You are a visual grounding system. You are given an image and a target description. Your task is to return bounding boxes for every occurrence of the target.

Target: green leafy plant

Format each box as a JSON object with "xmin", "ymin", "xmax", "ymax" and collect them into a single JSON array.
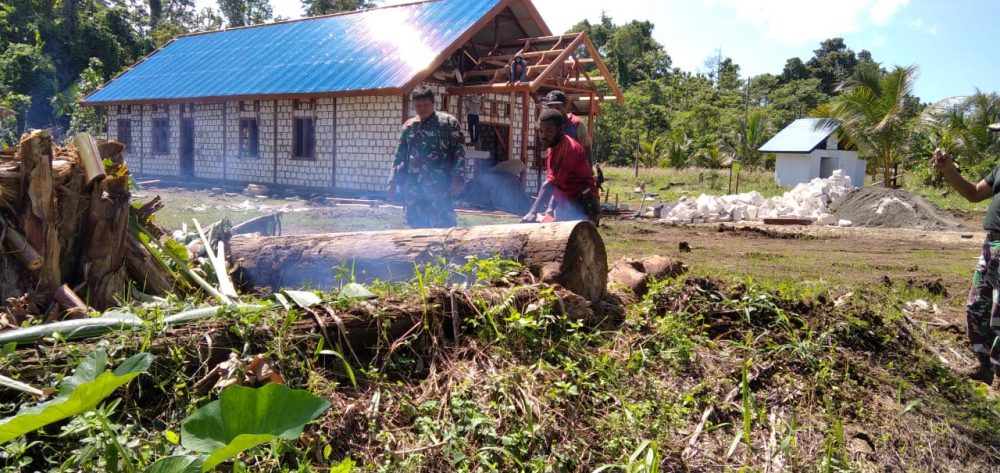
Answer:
[
  {"xmin": 594, "ymin": 439, "xmax": 661, "ymax": 473},
  {"xmin": 0, "ymin": 350, "xmax": 152, "ymax": 445},
  {"xmin": 177, "ymin": 383, "xmax": 329, "ymax": 471}
]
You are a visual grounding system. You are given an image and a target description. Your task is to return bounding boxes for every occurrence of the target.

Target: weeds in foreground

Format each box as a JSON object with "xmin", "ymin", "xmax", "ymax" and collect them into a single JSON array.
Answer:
[{"xmin": 2, "ymin": 268, "xmax": 1000, "ymax": 471}]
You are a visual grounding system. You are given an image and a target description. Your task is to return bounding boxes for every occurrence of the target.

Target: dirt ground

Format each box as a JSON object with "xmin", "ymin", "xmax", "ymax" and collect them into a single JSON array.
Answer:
[
  {"xmin": 602, "ymin": 219, "xmax": 981, "ymax": 322},
  {"xmin": 135, "ymin": 182, "xmax": 518, "ymax": 234}
]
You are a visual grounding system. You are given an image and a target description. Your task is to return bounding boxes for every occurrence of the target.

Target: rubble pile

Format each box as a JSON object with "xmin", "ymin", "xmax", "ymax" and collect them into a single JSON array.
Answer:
[{"xmin": 658, "ymin": 170, "xmax": 855, "ymax": 225}]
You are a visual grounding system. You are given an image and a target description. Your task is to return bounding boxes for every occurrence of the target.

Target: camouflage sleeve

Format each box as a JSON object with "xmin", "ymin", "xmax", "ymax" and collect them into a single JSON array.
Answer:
[
  {"xmin": 449, "ymin": 117, "xmax": 466, "ymax": 178},
  {"xmin": 392, "ymin": 125, "xmax": 409, "ymax": 169}
]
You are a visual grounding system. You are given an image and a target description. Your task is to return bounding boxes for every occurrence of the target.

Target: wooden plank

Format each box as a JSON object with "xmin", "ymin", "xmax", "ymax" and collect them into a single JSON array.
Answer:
[
  {"xmin": 498, "ymin": 33, "xmax": 578, "ymax": 48},
  {"xmin": 762, "ymin": 218, "xmax": 813, "ymax": 226},
  {"xmin": 581, "ymin": 34, "xmax": 623, "ymax": 103},
  {"xmin": 446, "ymin": 83, "xmax": 532, "ymax": 95}
]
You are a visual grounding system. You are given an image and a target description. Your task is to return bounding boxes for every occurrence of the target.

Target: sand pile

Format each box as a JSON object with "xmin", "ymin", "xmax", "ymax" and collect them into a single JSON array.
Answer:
[{"xmin": 829, "ymin": 187, "xmax": 965, "ymax": 230}]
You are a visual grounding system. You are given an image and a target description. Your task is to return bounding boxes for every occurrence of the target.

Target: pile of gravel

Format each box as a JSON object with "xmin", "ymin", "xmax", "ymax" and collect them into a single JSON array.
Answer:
[{"xmin": 829, "ymin": 186, "xmax": 966, "ymax": 231}]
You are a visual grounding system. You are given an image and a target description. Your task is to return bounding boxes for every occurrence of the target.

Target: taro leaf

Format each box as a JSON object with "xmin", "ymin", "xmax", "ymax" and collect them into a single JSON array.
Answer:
[
  {"xmin": 0, "ymin": 350, "xmax": 153, "ymax": 444},
  {"xmin": 180, "ymin": 383, "xmax": 330, "ymax": 471},
  {"xmin": 282, "ymin": 290, "xmax": 321, "ymax": 309},
  {"xmin": 143, "ymin": 455, "xmax": 205, "ymax": 473},
  {"xmin": 338, "ymin": 283, "xmax": 375, "ymax": 300}
]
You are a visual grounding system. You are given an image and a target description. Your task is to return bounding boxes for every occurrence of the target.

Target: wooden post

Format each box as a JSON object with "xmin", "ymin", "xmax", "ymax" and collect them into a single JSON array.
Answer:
[{"xmin": 272, "ymin": 99, "xmax": 277, "ymax": 184}]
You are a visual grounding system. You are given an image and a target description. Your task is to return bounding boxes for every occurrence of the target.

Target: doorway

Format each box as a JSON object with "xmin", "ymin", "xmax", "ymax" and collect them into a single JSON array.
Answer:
[
  {"xmin": 474, "ymin": 123, "xmax": 510, "ymax": 177},
  {"xmin": 819, "ymin": 156, "xmax": 839, "ymax": 179},
  {"xmin": 180, "ymin": 118, "xmax": 195, "ymax": 177}
]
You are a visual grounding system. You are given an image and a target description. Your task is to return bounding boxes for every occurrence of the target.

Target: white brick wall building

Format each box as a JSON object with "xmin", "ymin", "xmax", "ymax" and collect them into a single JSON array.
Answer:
[
  {"xmin": 87, "ymin": 0, "xmax": 622, "ymax": 198},
  {"xmin": 108, "ymin": 84, "xmax": 550, "ymax": 195}
]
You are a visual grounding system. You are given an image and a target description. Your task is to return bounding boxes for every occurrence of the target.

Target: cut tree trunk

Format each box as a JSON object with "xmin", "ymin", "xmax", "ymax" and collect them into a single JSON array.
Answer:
[
  {"xmin": 229, "ymin": 221, "xmax": 608, "ymax": 302},
  {"xmin": 81, "ymin": 170, "xmax": 131, "ymax": 309},
  {"xmin": 18, "ymin": 130, "xmax": 61, "ymax": 302}
]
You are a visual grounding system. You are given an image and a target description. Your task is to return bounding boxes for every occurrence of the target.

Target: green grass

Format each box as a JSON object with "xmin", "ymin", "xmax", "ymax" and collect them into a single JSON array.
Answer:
[
  {"xmin": 600, "ymin": 166, "xmax": 788, "ymax": 210},
  {"xmin": 905, "ymin": 182, "xmax": 990, "ymax": 213}
]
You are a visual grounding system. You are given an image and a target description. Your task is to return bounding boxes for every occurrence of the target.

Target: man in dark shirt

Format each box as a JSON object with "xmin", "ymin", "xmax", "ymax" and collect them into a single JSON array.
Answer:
[
  {"xmin": 521, "ymin": 109, "xmax": 599, "ymax": 225},
  {"xmin": 934, "ymin": 134, "xmax": 1000, "ymax": 386},
  {"xmin": 544, "ymin": 90, "xmax": 592, "ymax": 163},
  {"xmin": 389, "ymin": 87, "xmax": 466, "ymax": 228}
]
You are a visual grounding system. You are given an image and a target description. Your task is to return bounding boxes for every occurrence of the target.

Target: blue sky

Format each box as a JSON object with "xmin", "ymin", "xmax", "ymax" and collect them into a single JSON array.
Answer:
[{"xmin": 201, "ymin": 0, "xmax": 996, "ymax": 103}]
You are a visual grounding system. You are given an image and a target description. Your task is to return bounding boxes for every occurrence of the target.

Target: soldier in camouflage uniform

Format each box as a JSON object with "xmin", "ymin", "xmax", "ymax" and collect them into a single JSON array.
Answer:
[
  {"xmin": 389, "ymin": 87, "xmax": 466, "ymax": 228},
  {"xmin": 934, "ymin": 128, "xmax": 1000, "ymax": 387}
]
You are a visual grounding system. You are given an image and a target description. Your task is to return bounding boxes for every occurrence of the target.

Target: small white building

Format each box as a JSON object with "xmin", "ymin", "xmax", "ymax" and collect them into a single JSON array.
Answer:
[{"xmin": 760, "ymin": 118, "xmax": 866, "ymax": 188}]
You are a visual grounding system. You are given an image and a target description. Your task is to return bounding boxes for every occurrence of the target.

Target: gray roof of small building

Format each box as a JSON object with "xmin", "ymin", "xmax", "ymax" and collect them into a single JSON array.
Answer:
[{"xmin": 758, "ymin": 118, "xmax": 839, "ymax": 153}]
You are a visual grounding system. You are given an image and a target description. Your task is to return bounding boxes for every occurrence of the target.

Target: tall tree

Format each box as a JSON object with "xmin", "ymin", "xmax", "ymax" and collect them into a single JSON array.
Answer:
[
  {"xmin": 301, "ymin": 0, "xmax": 372, "ymax": 17},
  {"xmin": 779, "ymin": 57, "xmax": 809, "ymax": 84},
  {"xmin": 814, "ymin": 63, "xmax": 918, "ymax": 186},
  {"xmin": 602, "ymin": 20, "xmax": 671, "ymax": 88},
  {"xmin": 218, "ymin": 0, "xmax": 272, "ymax": 27},
  {"xmin": 807, "ymin": 38, "xmax": 859, "ymax": 95}
]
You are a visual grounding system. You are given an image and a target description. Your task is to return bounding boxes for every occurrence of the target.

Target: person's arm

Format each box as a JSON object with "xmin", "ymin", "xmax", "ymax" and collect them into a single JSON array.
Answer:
[
  {"xmin": 522, "ymin": 181, "xmax": 554, "ymax": 223},
  {"xmin": 576, "ymin": 125, "xmax": 592, "ymax": 157},
  {"xmin": 388, "ymin": 128, "xmax": 409, "ymax": 195},
  {"xmin": 933, "ymin": 149, "xmax": 994, "ymax": 202},
  {"xmin": 448, "ymin": 119, "xmax": 466, "ymax": 195}
]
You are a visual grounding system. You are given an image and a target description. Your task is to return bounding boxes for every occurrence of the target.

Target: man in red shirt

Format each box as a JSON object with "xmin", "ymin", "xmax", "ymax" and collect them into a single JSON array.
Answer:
[
  {"xmin": 521, "ymin": 109, "xmax": 600, "ymax": 225},
  {"xmin": 544, "ymin": 90, "xmax": 592, "ymax": 163}
]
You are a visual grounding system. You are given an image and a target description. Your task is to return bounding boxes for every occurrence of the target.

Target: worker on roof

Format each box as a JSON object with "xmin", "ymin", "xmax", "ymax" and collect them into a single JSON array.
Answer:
[
  {"xmin": 544, "ymin": 90, "xmax": 593, "ymax": 164},
  {"xmin": 521, "ymin": 109, "xmax": 600, "ymax": 225},
  {"xmin": 389, "ymin": 86, "xmax": 466, "ymax": 229},
  {"xmin": 934, "ymin": 123, "xmax": 1000, "ymax": 388},
  {"xmin": 508, "ymin": 52, "xmax": 527, "ymax": 84}
]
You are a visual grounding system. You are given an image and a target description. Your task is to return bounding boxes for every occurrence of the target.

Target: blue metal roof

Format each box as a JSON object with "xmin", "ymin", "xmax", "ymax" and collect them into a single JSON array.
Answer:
[
  {"xmin": 758, "ymin": 118, "xmax": 840, "ymax": 153},
  {"xmin": 84, "ymin": 0, "xmax": 502, "ymax": 104}
]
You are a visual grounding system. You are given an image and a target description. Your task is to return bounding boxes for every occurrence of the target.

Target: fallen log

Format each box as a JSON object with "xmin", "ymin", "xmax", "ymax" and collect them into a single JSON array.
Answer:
[
  {"xmin": 608, "ymin": 255, "xmax": 687, "ymax": 299},
  {"xmin": 229, "ymin": 221, "xmax": 608, "ymax": 302}
]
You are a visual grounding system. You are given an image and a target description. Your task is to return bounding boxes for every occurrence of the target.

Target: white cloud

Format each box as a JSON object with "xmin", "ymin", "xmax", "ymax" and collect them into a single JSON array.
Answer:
[
  {"xmin": 870, "ymin": 0, "xmax": 909, "ymax": 24},
  {"xmin": 702, "ymin": 0, "xmax": 870, "ymax": 45},
  {"xmin": 194, "ymin": 0, "xmax": 304, "ymax": 20},
  {"xmin": 702, "ymin": 0, "xmax": 910, "ymax": 45},
  {"xmin": 907, "ymin": 17, "xmax": 939, "ymax": 35},
  {"xmin": 871, "ymin": 34, "xmax": 887, "ymax": 47}
]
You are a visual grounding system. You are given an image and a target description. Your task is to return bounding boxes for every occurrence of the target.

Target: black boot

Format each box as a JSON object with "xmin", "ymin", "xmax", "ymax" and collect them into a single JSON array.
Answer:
[{"xmin": 962, "ymin": 354, "xmax": 995, "ymax": 385}]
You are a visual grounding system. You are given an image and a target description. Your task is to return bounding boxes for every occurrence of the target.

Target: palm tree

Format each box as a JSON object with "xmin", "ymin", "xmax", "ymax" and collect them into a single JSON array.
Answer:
[
  {"xmin": 695, "ymin": 146, "xmax": 726, "ymax": 169},
  {"xmin": 918, "ymin": 91, "xmax": 1000, "ymax": 167},
  {"xmin": 813, "ymin": 63, "xmax": 918, "ymax": 186},
  {"xmin": 725, "ymin": 110, "xmax": 770, "ymax": 170},
  {"xmin": 638, "ymin": 136, "xmax": 664, "ymax": 168},
  {"xmin": 662, "ymin": 129, "xmax": 693, "ymax": 168}
]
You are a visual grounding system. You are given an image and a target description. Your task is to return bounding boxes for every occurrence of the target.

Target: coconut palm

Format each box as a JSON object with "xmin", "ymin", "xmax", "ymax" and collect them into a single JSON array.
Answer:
[
  {"xmin": 695, "ymin": 146, "xmax": 726, "ymax": 169},
  {"xmin": 730, "ymin": 110, "xmax": 770, "ymax": 169},
  {"xmin": 637, "ymin": 136, "xmax": 665, "ymax": 168},
  {"xmin": 918, "ymin": 91, "xmax": 1000, "ymax": 168},
  {"xmin": 813, "ymin": 63, "xmax": 917, "ymax": 186},
  {"xmin": 662, "ymin": 129, "xmax": 694, "ymax": 168}
]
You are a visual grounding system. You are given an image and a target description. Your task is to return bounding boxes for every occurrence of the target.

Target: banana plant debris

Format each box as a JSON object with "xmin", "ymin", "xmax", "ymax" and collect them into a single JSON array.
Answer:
[{"xmin": 0, "ymin": 130, "xmax": 216, "ymax": 330}]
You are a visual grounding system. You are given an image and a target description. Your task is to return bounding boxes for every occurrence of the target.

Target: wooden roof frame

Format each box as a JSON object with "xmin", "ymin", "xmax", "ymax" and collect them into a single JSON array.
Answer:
[{"xmin": 444, "ymin": 31, "xmax": 624, "ymax": 107}]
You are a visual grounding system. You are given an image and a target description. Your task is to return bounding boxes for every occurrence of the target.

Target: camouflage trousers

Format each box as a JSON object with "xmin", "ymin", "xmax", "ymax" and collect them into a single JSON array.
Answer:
[
  {"xmin": 966, "ymin": 238, "xmax": 1000, "ymax": 368},
  {"xmin": 403, "ymin": 189, "xmax": 457, "ymax": 229}
]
